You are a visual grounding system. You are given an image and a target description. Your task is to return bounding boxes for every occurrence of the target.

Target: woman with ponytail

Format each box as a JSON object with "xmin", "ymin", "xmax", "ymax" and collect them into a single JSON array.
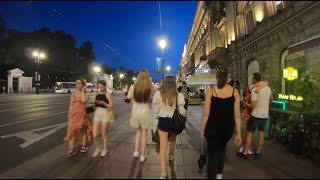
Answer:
[{"xmin": 200, "ymin": 66, "xmax": 242, "ymax": 179}]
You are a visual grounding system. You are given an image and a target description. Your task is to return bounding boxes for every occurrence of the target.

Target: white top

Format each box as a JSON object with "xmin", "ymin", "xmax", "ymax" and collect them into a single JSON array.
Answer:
[
  {"xmin": 152, "ymin": 91, "xmax": 186, "ymax": 119},
  {"xmin": 251, "ymin": 86, "xmax": 272, "ymax": 119},
  {"xmin": 127, "ymin": 84, "xmax": 151, "ymax": 129}
]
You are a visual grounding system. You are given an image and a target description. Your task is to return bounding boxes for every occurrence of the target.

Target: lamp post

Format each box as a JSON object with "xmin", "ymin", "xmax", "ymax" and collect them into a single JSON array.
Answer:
[
  {"xmin": 166, "ymin": 66, "xmax": 171, "ymax": 75},
  {"xmin": 133, "ymin": 77, "xmax": 136, "ymax": 82},
  {"xmin": 94, "ymin": 66, "xmax": 101, "ymax": 92},
  {"xmin": 33, "ymin": 51, "xmax": 46, "ymax": 94},
  {"xmin": 119, "ymin": 73, "xmax": 124, "ymax": 89},
  {"xmin": 158, "ymin": 39, "xmax": 167, "ymax": 83}
]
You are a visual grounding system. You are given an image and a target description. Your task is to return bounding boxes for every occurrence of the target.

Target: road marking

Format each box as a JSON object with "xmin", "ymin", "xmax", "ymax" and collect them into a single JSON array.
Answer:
[
  {"xmin": 1, "ymin": 122, "xmax": 67, "ymax": 148},
  {"xmin": 0, "ymin": 102, "xmax": 69, "ymax": 112},
  {"xmin": 0, "ymin": 111, "xmax": 68, "ymax": 128}
]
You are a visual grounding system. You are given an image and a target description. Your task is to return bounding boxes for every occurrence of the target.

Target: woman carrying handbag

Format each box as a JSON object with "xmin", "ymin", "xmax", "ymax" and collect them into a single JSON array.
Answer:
[{"xmin": 152, "ymin": 75, "xmax": 186, "ymax": 179}]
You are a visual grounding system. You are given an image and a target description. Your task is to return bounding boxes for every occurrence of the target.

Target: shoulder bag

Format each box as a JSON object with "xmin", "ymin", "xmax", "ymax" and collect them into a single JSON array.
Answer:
[{"xmin": 170, "ymin": 96, "xmax": 187, "ymax": 135}]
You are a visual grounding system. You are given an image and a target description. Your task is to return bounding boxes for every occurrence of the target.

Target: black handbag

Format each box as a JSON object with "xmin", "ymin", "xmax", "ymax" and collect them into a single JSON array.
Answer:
[
  {"xmin": 170, "ymin": 97, "xmax": 187, "ymax": 135},
  {"xmin": 85, "ymin": 106, "xmax": 95, "ymax": 114}
]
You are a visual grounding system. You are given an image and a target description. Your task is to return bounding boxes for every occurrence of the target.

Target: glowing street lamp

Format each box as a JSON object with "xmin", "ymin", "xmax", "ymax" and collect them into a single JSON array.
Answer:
[
  {"xmin": 32, "ymin": 51, "xmax": 46, "ymax": 94},
  {"xmin": 133, "ymin": 77, "xmax": 136, "ymax": 81},
  {"xmin": 94, "ymin": 66, "xmax": 101, "ymax": 91},
  {"xmin": 166, "ymin": 66, "xmax": 171, "ymax": 74},
  {"xmin": 158, "ymin": 38, "xmax": 167, "ymax": 83},
  {"xmin": 119, "ymin": 73, "xmax": 124, "ymax": 89}
]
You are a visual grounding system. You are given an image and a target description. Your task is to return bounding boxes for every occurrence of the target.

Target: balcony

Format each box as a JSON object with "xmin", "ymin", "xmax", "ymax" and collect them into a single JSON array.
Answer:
[{"xmin": 208, "ymin": 47, "xmax": 227, "ymax": 67}]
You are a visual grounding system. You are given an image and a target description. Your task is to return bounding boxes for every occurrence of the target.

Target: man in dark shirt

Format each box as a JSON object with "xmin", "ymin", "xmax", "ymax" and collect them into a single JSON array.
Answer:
[{"xmin": 177, "ymin": 81, "xmax": 191, "ymax": 110}]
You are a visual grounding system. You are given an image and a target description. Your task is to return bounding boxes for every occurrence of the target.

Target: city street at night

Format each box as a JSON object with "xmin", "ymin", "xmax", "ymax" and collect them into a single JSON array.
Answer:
[
  {"xmin": 0, "ymin": 93, "xmax": 320, "ymax": 179},
  {"xmin": 1, "ymin": 0, "xmax": 320, "ymax": 179}
]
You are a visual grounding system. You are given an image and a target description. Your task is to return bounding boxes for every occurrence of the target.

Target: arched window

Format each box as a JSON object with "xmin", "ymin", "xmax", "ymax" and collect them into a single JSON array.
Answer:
[{"xmin": 244, "ymin": 2, "xmax": 255, "ymax": 34}]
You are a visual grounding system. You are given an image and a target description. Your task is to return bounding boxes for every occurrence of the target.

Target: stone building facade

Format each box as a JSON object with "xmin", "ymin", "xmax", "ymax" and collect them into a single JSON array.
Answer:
[{"xmin": 178, "ymin": 1, "xmax": 320, "ymax": 99}]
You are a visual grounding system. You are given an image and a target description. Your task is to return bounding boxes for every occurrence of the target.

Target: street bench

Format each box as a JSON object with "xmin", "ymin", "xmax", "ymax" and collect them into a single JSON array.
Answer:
[{"xmin": 188, "ymin": 98, "xmax": 202, "ymax": 105}]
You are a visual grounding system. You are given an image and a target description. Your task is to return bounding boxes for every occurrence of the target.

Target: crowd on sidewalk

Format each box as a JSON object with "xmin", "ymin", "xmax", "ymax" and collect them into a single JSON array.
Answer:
[{"xmin": 63, "ymin": 66, "xmax": 272, "ymax": 179}]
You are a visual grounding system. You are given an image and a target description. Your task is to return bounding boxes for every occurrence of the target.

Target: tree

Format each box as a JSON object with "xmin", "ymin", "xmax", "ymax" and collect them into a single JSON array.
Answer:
[
  {"xmin": 78, "ymin": 41, "xmax": 96, "ymax": 78},
  {"xmin": 0, "ymin": 16, "xmax": 5, "ymax": 40}
]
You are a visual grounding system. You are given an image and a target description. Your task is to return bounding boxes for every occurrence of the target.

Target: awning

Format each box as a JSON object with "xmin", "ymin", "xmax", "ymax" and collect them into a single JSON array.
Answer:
[
  {"xmin": 288, "ymin": 34, "xmax": 320, "ymax": 54},
  {"xmin": 186, "ymin": 73, "xmax": 217, "ymax": 85}
]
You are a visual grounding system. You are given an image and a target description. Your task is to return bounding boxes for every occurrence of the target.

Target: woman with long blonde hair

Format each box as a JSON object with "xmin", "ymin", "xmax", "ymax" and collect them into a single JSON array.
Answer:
[
  {"xmin": 127, "ymin": 69, "xmax": 153, "ymax": 162},
  {"xmin": 152, "ymin": 75, "xmax": 186, "ymax": 179}
]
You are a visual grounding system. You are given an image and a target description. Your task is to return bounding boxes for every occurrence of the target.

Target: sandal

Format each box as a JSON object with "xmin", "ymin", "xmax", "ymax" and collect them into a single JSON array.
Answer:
[
  {"xmin": 67, "ymin": 148, "xmax": 77, "ymax": 157},
  {"xmin": 80, "ymin": 146, "xmax": 88, "ymax": 153}
]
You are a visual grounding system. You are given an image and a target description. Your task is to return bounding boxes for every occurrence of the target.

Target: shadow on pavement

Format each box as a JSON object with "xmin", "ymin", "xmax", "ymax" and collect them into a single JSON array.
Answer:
[
  {"xmin": 136, "ymin": 161, "xmax": 145, "ymax": 179},
  {"xmin": 169, "ymin": 160, "xmax": 177, "ymax": 179},
  {"xmin": 128, "ymin": 158, "xmax": 138, "ymax": 179}
]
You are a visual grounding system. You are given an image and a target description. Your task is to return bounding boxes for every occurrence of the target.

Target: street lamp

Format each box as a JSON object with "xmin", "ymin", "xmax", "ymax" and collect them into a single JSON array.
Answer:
[
  {"xmin": 119, "ymin": 73, "xmax": 124, "ymax": 89},
  {"xmin": 133, "ymin": 77, "xmax": 136, "ymax": 81},
  {"xmin": 94, "ymin": 66, "xmax": 101, "ymax": 92},
  {"xmin": 158, "ymin": 38, "xmax": 167, "ymax": 83},
  {"xmin": 33, "ymin": 51, "xmax": 46, "ymax": 94},
  {"xmin": 166, "ymin": 66, "xmax": 171, "ymax": 74}
]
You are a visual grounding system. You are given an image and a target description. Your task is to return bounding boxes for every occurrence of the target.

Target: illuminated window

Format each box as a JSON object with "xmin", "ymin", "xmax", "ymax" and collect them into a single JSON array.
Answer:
[{"xmin": 245, "ymin": 2, "xmax": 254, "ymax": 34}]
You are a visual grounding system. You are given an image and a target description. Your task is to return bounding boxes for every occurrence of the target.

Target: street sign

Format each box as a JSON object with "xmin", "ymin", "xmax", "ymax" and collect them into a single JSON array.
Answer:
[{"xmin": 156, "ymin": 57, "xmax": 161, "ymax": 72}]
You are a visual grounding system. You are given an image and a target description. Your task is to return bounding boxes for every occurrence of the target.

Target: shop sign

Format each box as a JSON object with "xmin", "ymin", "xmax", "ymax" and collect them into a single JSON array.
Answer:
[
  {"xmin": 283, "ymin": 67, "xmax": 298, "ymax": 81},
  {"xmin": 278, "ymin": 94, "xmax": 303, "ymax": 101}
]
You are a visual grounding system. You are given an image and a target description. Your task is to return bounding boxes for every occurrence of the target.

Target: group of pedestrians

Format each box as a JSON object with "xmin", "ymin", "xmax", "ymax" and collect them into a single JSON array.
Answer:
[
  {"xmin": 64, "ymin": 66, "xmax": 272, "ymax": 179},
  {"xmin": 65, "ymin": 79, "xmax": 113, "ymax": 158}
]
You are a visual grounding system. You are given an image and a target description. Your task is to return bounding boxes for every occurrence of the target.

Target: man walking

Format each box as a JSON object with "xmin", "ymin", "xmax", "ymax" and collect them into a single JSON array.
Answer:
[
  {"xmin": 239, "ymin": 73, "xmax": 272, "ymax": 160},
  {"xmin": 177, "ymin": 81, "xmax": 191, "ymax": 110}
]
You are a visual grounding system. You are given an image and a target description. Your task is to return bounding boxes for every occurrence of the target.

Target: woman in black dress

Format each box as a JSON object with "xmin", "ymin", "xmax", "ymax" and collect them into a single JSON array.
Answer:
[{"xmin": 200, "ymin": 66, "xmax": 242, "ymax": 179}]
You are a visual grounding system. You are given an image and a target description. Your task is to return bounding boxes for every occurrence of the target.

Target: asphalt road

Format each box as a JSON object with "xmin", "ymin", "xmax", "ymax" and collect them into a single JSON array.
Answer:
[{"xmin": 0, "ymin": 91, "xmax": 131, "ymax": 173}]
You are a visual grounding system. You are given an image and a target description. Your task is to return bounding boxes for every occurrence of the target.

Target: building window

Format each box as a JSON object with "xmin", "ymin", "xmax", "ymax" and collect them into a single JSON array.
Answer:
[
  {"xmin": 273, "ymin": 1, "xmax": 285, "ymax": 13},
  {"xmin": 245, "ymin": 2, "xmax": 255, "ymax": 34}
]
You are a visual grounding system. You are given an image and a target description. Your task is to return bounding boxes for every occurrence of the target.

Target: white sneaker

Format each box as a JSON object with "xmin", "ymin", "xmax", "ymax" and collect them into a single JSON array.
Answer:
[
  {"xmin": 168, "ymin": 155, "xmax": 174, "ymax": 161},
  {"xmin": 239, "ymin": 147, "xmax": 244, "ymax": 152},
  {"xmin": 92, "ymin": 147, "xmax": 101, "ymax": 158},
  {"xmin": 217, "ymin": 174, "xmax": 223, "ymax": 179},
  {"xmin": 133, "ymin": 151, "xmax": 139, "ymax": 158},
  {"xmin": 239, "ymin": 147, "xmax": 253, "ymax": 155},
  {"xmin": 100, "ymin": 149, "xmax": 109, "ymax": 157},
  {"xmin": 160, "ymin": 173, "xmax": 168, "ymax": 179},
  {"xmin": 140, "ymin": 155, "xmax": 147, "ymax": 162}
]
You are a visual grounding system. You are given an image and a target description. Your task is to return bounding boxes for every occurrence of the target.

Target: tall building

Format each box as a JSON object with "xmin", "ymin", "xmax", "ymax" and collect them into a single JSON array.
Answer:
[{"xmin": 178, "ymin": 1, "xmax": 320, "ymax": 101}]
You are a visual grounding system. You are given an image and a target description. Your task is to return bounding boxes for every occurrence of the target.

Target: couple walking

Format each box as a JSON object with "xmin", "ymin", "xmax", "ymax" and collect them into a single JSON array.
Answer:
[
  {"xmin": 64, "ymin": 79, "xmax": 113, "ymax": 158},
  {"xmin": 126, "ymin": 69, "xmax": 186, "ymax": 179}
]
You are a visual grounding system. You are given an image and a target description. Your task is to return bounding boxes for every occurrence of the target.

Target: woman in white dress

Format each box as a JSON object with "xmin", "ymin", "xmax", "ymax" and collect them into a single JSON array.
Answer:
[{"xmin": 127, "ymin": 69, "xmax": 153, "ymax": 162}]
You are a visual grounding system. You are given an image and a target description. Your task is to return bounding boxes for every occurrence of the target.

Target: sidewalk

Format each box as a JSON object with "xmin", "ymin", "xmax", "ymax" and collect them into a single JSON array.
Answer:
[{"xmin": 1, "ymin": 105, "xmax": 320, "ymax": 179}]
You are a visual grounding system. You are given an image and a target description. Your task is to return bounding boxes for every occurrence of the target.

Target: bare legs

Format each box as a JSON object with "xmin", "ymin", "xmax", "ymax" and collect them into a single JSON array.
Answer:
[
  {"xmin": 169, "ymin": 134, "xmax": 177, "ymax": 157},
  {"xmin": 93, "ymin": 121, "xmax": 109, "ymax": 149},
  {"xmin": 101, "ymin": 122, "xmax": 110, "ymax": 150},
  {"xmin": 134, "ymin": 128, "xmax": 141, "ymax": 153},
  {"xmin": 158, "ymin": 129, "xmax": 168, "ymax": 175},
  {"xmin": 134, "ymin": 127, "xmax": 148, "ymax": 157},
  {"xmin": 92, "ymin": 121, "xmax": 100, "ymax": 148},
  {"xmin": 257, "ymin": 132, "xmax": 264, "ymax": 154}
]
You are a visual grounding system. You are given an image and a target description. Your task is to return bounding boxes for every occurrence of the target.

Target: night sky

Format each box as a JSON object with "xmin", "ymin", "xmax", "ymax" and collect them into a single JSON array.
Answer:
[{"xmin": 0, "ymin": 1, "xmax": 197, "ymax": 82}]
